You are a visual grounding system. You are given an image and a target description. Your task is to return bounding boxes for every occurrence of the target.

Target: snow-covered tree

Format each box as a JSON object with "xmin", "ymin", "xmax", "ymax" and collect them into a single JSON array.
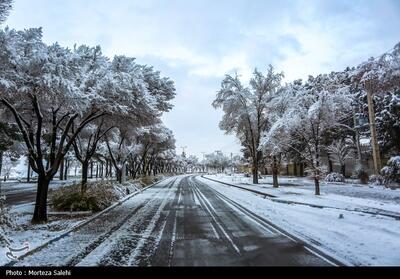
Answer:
[
  {"xmin": 132, "ymin": 124, "xmax": 176, "ymax": 177},
  {"xmin": 0, "ymin": 28, "xmax": 177, "ymax": 222},
  {"xmin": 184, "ymin": 155, "xmax": 198, "ymax": 173},
  {"xmin": 0, "ymin": 0, "xmax": 12, "ymax": 24},
  {"xmin": 0, "ymin": 150, "xmax": 17, "ymax": 181},
  {"xmin": 72, "ymin": 122, "xmax": 111, "ymax": 191},
  {"xmin": 259, "ymin": 81, "xmax": 302, "ymax": 187},
  {"xmin": 213, "ymin": 66, "xmax": 283, "ymax": 183},
  {"xmin": 0, "ymin": 122, "xmax": 20, "ymax": 181},
  {"xmin": 105, "ymin": 128, "xmax": 139, "ymax": 184},
  {"xmin": 261, "ymin": 73, "xmax": 353, "ymax": 195},
  {"xmin": 203, "ymin": 151, "xmax": 230, "ymax": 173},
  {"xmin": 0, "ymin": 28, "xmax": 107, "ymax": 222},
  {"xmin": 381, "ymin": 156, "xmax": 400, "ymax": 186},
  {"xmin": 326, "ymin": 138, "xmax": 355, "ymax": 176},
  {"xmin": 351, "ymin": 42, "xmax": 400, "ymax": 157}
]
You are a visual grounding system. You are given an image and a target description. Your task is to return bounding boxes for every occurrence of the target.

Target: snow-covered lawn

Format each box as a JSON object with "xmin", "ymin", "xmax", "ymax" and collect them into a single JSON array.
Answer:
[
  {"xmin": 200, "ymin": 175, "xmax": 400, "ymax": 266},
  {"xmin": 0, "ymin": 203, "xmax": 86, "ymax": 266},
  {"xmin": 0, "ymin": 179, "xmax": 149, "ymax": 266},
  {"xmin": 205, "ymin": 174, "xmax": 400, "ymax": 213}
]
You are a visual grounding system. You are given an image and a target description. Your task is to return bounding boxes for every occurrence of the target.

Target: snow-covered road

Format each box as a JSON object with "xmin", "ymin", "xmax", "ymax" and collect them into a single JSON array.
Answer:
[{"xmin": 9, "ymin": 175, "xmax": 333, "ymax": 266}]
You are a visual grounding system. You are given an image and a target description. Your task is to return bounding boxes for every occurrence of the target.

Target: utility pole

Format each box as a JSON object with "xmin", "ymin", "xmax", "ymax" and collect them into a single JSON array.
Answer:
[
  {"xmin": 180, "ymin": 146, "xmax": 187, "ymax": 158},
  {"xmin": 365, "ymin": 81, "xmax": 381, "ymax": 175}
]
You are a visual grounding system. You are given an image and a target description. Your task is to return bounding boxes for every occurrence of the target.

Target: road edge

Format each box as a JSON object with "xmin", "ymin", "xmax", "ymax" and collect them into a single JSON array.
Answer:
[{"xmin": 5, "ymin": 176, "xmax": 171, "ymax": 266}]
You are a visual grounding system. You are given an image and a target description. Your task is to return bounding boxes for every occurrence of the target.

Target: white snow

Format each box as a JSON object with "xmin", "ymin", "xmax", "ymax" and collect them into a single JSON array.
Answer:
[
  {"xmin": 0, "ymin": 178, "xmax": 148, "ymax": 266},
  {"xmin": 200, "ymin": 175, "xmax": 400, "ymax": 266}
]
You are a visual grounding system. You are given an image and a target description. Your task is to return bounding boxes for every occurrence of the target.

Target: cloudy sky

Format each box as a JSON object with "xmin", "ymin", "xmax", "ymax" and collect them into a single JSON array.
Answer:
[{"xmin": 5, "ymin": 0, "xmax": 400, "ymax": 158}]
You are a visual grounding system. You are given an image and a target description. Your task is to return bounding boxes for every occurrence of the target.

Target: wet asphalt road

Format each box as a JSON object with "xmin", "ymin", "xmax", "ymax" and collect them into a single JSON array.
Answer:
[
  {"xmin": 13, "ymin": 175, "xmax": 333, "ymax": 266},
  {"xmin": 1, "ymin": 179, "xmax": 91, "ymax": 206},
  {"xmin": 0, "ymin": 181, "xmax": 37, "ymax": 206}
]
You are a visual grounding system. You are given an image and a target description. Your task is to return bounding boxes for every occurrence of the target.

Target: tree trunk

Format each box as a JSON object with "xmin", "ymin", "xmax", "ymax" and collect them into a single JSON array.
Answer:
[
  {"xmin": 59, "ymin": 158, "xmax": 64, "ymax": 181},
  {"xmin": 81, "ymin": 161, "xmax": 89, "ymax": 193},
  {"xmin": 341, "ymin": 164, "xmax": 346, "ymax": 177},
  {"xmin": 272, "ymin": 170, "xmax": 279, "ymax": 188},
  {"xmin": 252, "ymin": 164, "xmax": 259, "ymax": 184},
  {"xmin": 64, "ymin": 159, "xmax": 69, "ymax": 180},
  {"xmin": 300, "ymin": 163, "xmax": 304, "ymax": 177},
  {"xmin": 109, "ymin": 162, "xmax": 113, "ymax": 178},
  {"xmin": 293, "ymin": 163, "xmax": 298, "ymax": 176},
  {"xmin": 90, "ymin": 161, "xmax": 94, "ymax": 179},
  {"xmin": 315, "ymin": 147, "xmax": 321, "ymax": 196},
  {"xmin": 272, "ymin": 156, "xmax": 279, "ymax": 188},
  {"xmin": 328, "ymin": 159, "xmax": 333, "ymax": 173},
  {"xmin": 116, "ymin": 168, "xmax": 122, "ymax": 184},
  {"xmin": 0, "ymin": 151, "xmax": 3, "ymax": 183},
  {"xmin": 27, "ymin": 163, "xmax": 31, "ymax": 182},
  {"xmin": 32, "ymin": 175, "xmax": 51, "ymax": 223},
  {"xmin": 105, "ymin": 160, "xmax": 108, "ymax": 177},
  {"xmin": 314, "ymin": 176, "xmax": 320, "ymax": 196}
]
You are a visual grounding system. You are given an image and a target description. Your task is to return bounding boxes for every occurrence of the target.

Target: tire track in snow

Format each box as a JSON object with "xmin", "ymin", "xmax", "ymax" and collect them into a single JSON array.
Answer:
[
  {"xmin": 167, "ymin": 212, "xmax": 178, "ymax": 266},
  {"xmin": 78, "ymin": 178, "xmax": 180, "ymax": 266},
  {"xmin": 127, "ymin": 178, "xmax": 179, "ymax": 266}
]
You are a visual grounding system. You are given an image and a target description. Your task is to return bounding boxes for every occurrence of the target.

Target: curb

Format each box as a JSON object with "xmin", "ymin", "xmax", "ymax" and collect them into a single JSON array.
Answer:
[
  {"xmin": 201, "ymin": 176, "xmax": 277, "ymax": 198},
  {"xmin": 5, "ymin": 177, "xmax": 169, "ymax": 266}
]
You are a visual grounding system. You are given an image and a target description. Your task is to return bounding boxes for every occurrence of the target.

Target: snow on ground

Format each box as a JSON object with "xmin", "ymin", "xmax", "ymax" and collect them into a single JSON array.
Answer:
[
  {"xmin": 0, "ymin": 203, "xmax": 86, "ymax": 266},
  {"xmin": 205, "ymin": 174, "xmax": 400, "ymax": 214},
  {"xmin": 199, "ymin": 175, "xmax": 400, "ymax": 266},
  {"xmin": 0, "ymin": 178, "xmax": 153, "ymax": 266}
]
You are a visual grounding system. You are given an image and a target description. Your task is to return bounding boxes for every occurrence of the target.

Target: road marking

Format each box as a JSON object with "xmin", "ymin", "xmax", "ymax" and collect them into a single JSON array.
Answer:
[
  {"xmin": 196, "ymin": 176, "xmax": 301, "ymax": 242},
  {"xmin": 219, "ymin": 198, "xmax": 276, "ymax": 236},
  {"xmin": 191, "ymin": 180, "xmax": 241, "ymax": 254},
  {"xmin": 177, "ymin": 191, "xmax": 182, "ymax": 205},
  {"xmin": 187, "ymin": 177, "xmax": 220, "ymax": 239}
]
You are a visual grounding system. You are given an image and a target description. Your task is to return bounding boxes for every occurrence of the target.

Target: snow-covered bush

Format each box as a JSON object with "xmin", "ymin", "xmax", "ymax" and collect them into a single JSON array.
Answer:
[
  {"xmin": 369, "ymin": 174, "xmax": 385, "ymax": 186},
  {"xmin": 50, "ymin": 181, "xmax": 120, "ymax": 212},
  {"xmin": 354, "ymin": 163, "xmax": 369, "ymax": 184},
  {"xmin": 325, "ymin": 172, "xmax": 345, "ymax": 183},
  {"xmin": 381, "ymin": 156, "xmax": 400, "ymax": 188}
]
